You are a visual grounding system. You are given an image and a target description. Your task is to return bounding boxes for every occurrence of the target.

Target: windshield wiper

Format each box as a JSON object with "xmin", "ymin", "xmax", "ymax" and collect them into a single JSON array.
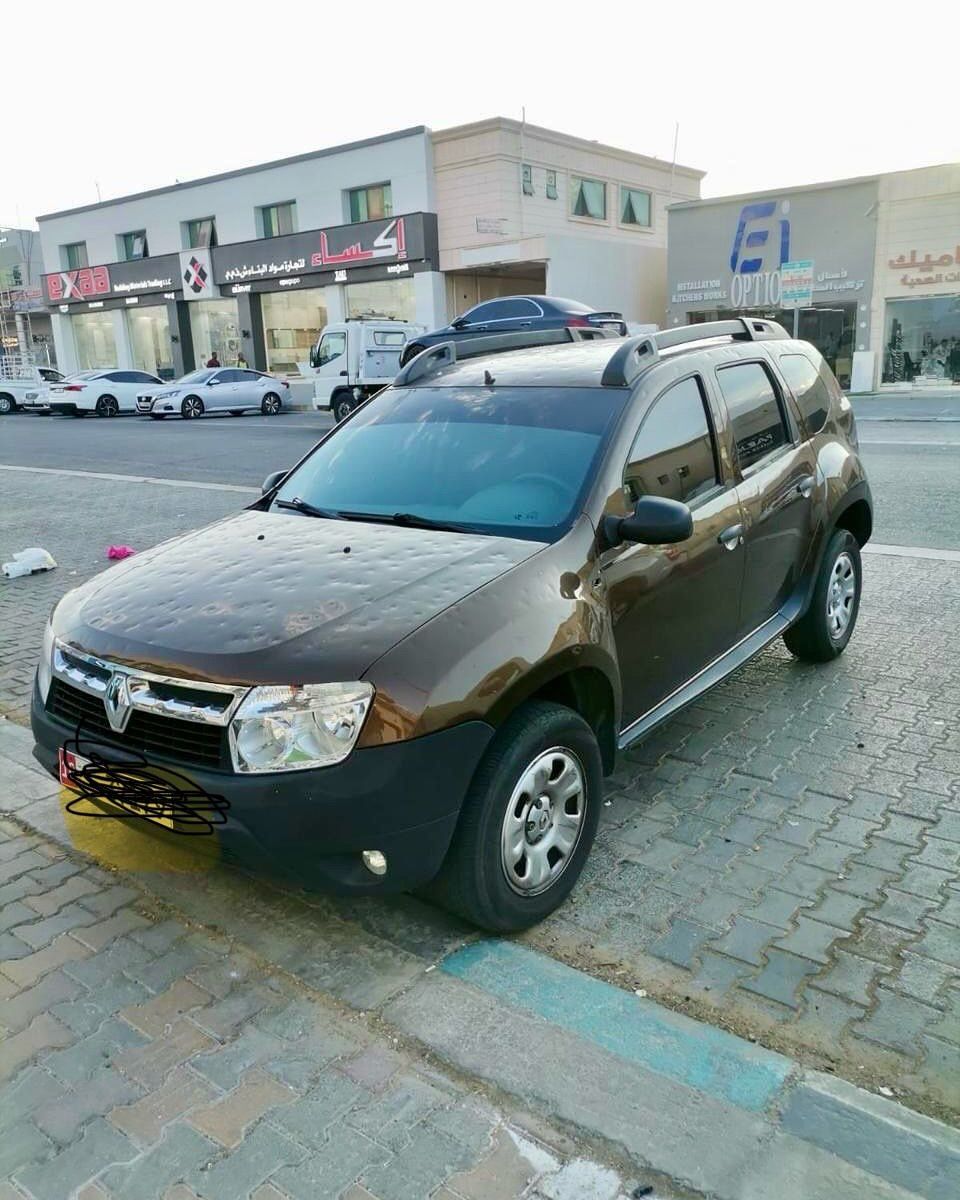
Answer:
[
  {"xmin": 339, "ymin": 510, "xmax": 473, "ymax": 533},
  {"xmin": 274, "ymin": 497, "xmax": 343, "ymax": 520}
]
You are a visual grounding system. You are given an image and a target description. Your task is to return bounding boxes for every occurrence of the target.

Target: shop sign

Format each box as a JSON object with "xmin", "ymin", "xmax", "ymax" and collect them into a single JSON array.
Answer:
[
  {"xmin": 212, "ymin": 212, "xmax": 438, "ymax": 287},
  {"xmin": 671, "ymin": 279, "xmax": 726, "ymax": 304},
  {"xmin": 889, "ymin": 245, "xmax": 960, "ymax": 289},
  {"xmin": 781, "ymin": 260, "xmax": 814, "ymax": 306},
  {"xmin": 42, "ymin": 253, "xmax": 181, "ymax": 305},
  {"xmin": 179, "ymin": 248, "xmax": 214, "ymax": 301}
]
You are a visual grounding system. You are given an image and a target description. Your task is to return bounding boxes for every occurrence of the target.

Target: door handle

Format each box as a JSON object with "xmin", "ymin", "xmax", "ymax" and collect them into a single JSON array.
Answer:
[
  {"xmin": 797, "ymin": 474, "xmax": 815, "ymax": 499},
  {"xmin": 718, "ymin": 524, "xmax": 744, "ymax": 550}
]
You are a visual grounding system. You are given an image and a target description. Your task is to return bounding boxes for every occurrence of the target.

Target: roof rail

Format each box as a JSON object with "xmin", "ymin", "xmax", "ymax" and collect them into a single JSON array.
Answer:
[
  {"xmin": 600, "ymin": 317, "xmax": 790, "ymax": 388},
  {"xmin": 394, "ymin": 325, "xmax": 611, "ymax": 386}
]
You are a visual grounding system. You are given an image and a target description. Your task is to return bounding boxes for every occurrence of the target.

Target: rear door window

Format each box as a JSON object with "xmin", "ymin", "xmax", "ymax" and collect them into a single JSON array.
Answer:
[
  {"xmin": 777, "ymin": 353, "xmax": 833, "ymax": 435},
  {"xmin": 715, "ymin": 361, "xmax": 791, "ymax": 471},
  {"xmin": 624, "ymin": 375, "xmax": 720, "ymax": 505}
]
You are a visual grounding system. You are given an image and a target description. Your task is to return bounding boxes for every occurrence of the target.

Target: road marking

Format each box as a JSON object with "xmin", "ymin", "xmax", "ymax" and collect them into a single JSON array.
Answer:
[
  {"xmin": 0, "ymin": 463, "xmax": 258, "ymax": 494},
  {"xmin": 864, "ymin": 543, "xmax": 960, "ymax": 562}
]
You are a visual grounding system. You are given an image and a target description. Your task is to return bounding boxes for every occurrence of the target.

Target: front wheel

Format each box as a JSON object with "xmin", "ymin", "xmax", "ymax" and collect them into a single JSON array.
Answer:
[
  {"xmin": 0, "ymin": 394, "xmax": 14, "ymax": 415},
  {"xmin": 428, "ymin": 701, "xmax": 602, "ymax": 932},
  {"xmin": 333, "ymin": 393, "xmax": 355, "ymax": 423},
  {"xmin": 181, "ymin": 395, "xmax": 204, "ymax": 420},
  {"xmin": 96, "ymin": 395, "xmax": 119, "ymax": 417},
  {"xmin": 261, "ymin": 393, "xmax": 281, "ymax": 415},
  {"xmin": 784, "ymin": 528, "xmax": 862, "ymax": 662}
]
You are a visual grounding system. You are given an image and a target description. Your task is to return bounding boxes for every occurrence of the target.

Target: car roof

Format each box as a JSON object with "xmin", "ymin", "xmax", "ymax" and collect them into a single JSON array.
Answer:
[{"xmin": 408, "ymin": 338, "xmax": 632, "ymax": 389}]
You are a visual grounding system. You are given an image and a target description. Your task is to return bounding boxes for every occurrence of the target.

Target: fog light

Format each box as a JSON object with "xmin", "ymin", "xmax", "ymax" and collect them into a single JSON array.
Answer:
[{"xmin": 362, "ymin": 849, "xmax": 387, "ymax": 876}]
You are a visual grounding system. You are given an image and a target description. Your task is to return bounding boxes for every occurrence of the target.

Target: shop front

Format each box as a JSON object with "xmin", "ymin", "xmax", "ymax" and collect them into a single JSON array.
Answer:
[{"xmin": 667, "ymin": 181, "xmax": 878, "ymax": 390}]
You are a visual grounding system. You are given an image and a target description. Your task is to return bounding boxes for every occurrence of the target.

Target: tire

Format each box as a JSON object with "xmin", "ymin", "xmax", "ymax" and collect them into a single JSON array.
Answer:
[
  {"xmin": 95, "ymin": 394, "xmax": 119, "ymax": 417},
  {"xmin": 784, "ymin": 528, "xmax": 862, "ymax": 662},
  {"xmin": 181, "ymin": 395, "xmax": 204, "ymax": 420},
  {"xmin": 428, "ymin": 700, "xmax": 603, "ymax": 932},
  {"xmin": 401, "ymin": 342, "xmax": 426, "ymax": 367},
  {"xmin": 261, "ymin": 393, "xmax": 281, "ymax": 415},
  {"xmin": 0, "ymin": 394, "xmax": 15, "ymax": 415},
  {"xmin": 332, "ymin": 392, "xmax": 354, "ymax": 423},
  {"xmin": 150, "ymin": 414, "xmax": 166, "ymax": 421}
]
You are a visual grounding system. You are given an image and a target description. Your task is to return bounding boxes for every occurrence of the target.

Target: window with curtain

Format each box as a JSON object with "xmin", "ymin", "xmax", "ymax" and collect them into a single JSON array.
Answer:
[
  {"xmin": 348, "ymin": 184, "xmax": 393, "ymax": 223},
  {"xmin": 570, "ymin": 176, "xmax": 606, "ymax": 220},
  {"xmin": 521, "ymin": 164, "xmax": 534, "ymax": 196},
  {"xmin": 63, "ymin": 242, "xmax": 88, "ymax": 269},
  {"xmin": 185, "ymin": 218, "xmax": 217, "ymax": 248},
  {"xmin": 260, "ymin": 202, "xmax": 297, "ymax": 238},
  {"xmin": 120, "ymin": 231, "xmax": 149, "ymax": 260},
  {"xmin": 620, "ymin": 186, "xmax": 652, "ymax": 227}
]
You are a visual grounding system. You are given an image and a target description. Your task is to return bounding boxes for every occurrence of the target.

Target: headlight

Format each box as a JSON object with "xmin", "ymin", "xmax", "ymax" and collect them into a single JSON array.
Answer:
[
  {"xmin": 37, "ymin": 619, "xmax": 55, "ymax": 703},
  {"xmin": 229, "ymin": 682, "xmax": 373, "ymax": 774},
  {"xmin": 154, "ymin": 390, "xmax": 177, "ymax": 400}
]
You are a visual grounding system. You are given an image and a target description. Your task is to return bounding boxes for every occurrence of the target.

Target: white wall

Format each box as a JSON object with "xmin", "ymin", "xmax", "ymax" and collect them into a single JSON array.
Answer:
[
  {"xmin": 545, "ymin": 235, "xmax": 668, "ymax": 326},
  {"xmin": 37, "ymin": 131, "xmax": 435, "ymax": 272}
]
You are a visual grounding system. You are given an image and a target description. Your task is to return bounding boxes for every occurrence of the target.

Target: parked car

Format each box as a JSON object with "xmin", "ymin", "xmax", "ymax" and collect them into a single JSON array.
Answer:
[
  {"xmin": 398, "ymin": 295, "xmax": 627, "ymax": 366},
  {"xmin": 309, "ymin": 318, "xmax": 424, "ymax": 422},
  {"xmin": 48, "ymin": 369, "xmax": 164, "ymax": 417},
  {"xmin": 137, "ymin": 368, "xmax": 289, "ymax": 419},
  {"xmin": 32, "ymin": 318, "xmax": 871, "ymax": 932},
  {"xmin": 0, "ymin": 363, "xmax": 65, "ymax": 414}
]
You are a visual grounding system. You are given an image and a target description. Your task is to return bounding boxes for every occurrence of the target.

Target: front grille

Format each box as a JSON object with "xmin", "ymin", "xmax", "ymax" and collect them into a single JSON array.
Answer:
[{"xmin": 47, "ymin": 679, "xmax": 226, "ymax": 770}]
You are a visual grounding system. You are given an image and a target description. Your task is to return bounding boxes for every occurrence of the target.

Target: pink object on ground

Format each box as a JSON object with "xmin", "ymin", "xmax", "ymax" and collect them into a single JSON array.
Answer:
[{"xmin": 107, "ymin": 545, "xmax": 137, "ymax": 560}]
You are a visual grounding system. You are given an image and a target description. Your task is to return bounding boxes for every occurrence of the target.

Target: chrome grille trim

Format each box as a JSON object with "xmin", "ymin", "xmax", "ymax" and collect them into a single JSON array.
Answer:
[{"xmin": 52, "ymin": 640, "xmax": 247, "ymax": 728}]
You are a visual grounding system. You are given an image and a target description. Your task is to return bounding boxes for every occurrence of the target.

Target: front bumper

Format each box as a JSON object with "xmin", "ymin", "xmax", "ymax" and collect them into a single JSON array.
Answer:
[{"xmin": 32, "ymin": 683, "xmax": 493, "ymax": 893}]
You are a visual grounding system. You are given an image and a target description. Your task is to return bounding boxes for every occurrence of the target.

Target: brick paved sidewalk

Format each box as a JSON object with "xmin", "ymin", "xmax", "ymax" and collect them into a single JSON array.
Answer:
[{"xmin": 0, "ymin": 821, "xmax": 645, "ymax": 1200}]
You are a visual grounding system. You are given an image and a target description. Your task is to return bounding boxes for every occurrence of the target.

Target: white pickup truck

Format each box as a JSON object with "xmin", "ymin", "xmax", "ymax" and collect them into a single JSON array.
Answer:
[
  {"xmin": 0, "ymin": 363, "xmax": 65, "ymax": 414},
  {"xmin": 309, "ymin": 319, "xmax": 423, "ymax": 422}
]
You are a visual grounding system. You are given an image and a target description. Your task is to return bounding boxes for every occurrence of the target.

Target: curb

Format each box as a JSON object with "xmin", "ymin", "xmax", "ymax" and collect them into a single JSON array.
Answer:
[{"xmin": 2, "ymin": 718, "xmax": 958, "ymax": 1200}]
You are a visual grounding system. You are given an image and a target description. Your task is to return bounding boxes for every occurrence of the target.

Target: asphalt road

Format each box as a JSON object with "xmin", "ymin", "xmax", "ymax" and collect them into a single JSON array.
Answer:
[{"xmin": 1, "ymin": 406, "xmax": 957, "ymax": 549}]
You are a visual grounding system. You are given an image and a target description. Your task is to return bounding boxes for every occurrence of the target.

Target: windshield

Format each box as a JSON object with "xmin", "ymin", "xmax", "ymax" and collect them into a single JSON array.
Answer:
[
  {"xmin": 272, "ymin": 385, "xmax": 628, "ymax": 541},
  {"xmin": 175, "ymin": 369, "xmax": 216, "ymax": 385}
]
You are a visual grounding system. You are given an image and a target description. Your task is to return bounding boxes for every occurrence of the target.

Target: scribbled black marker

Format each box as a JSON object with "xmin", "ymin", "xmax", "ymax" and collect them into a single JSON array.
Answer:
[{"xmin": 62, "ymin": 721, "xmax": 229, "ymax": 836}]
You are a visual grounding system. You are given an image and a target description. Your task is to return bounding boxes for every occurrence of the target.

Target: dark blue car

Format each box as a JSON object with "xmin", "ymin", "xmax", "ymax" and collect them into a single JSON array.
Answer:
[{"xmin": 399, "ymin": 295, "xmax": 626, "ymax": 366}]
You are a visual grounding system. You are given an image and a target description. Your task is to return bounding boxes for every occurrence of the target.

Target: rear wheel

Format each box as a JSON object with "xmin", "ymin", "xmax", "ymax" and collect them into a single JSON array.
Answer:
[
  {"xmin": 427, "ymin": 701, "xmax": 602, "ymax": 932},
  {"xmin": 96, "ymin": 395, "xmax": 119, "ymax": 417},
  {"xmin": 261, "ymin": 393, "xmax": 281, "ymax": 415},
  {"xmin": 0, "ymin": 394, "xmax": 14, "ymax": 415},
  {"xmin": 332, "ymin": 392, "xmax": 354, "ymax": 423},
  {"xmin": 181, "ymin": 395, "xmax": 203, "ymax": 420},
  {"xmin": 784, "ymin": 529, "xmax": 862, "ymax": 662}
]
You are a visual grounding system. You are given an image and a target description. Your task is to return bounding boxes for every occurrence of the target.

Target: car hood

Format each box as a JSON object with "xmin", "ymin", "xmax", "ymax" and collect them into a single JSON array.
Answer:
[{"xmin": 52, "ymin": 509, "xmax": 542, "ymax": 685}]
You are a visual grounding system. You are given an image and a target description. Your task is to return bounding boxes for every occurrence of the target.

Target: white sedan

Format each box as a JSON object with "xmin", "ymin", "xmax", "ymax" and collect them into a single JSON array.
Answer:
[
  {"xmin": 137, "ymin": 368, "xmax": 289, "ymax": 419},
  {"xmin": 48, "ymin": 369, "xmax": 165, "ymax": 417}
]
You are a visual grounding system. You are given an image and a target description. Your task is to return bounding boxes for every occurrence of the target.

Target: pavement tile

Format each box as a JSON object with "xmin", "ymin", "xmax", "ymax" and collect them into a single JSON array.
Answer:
[
  {"xmin": 33, "ymin": 1065, "xmax": 142, "ymax": 1143},
  {"xmin": 44, "ymin": 1016, "xmax": 147, "ymax": 1084},
  {"xmin": 191, "ymin": 1025, "xmax": 283, "ymax": 1091},
  {"xmin": 346, "ymin": 1073, "xmax": 447, "ymax": 1152},
  {"xmin": 337, "ymin": 1047, "xmax": 403, "ymax": 1093},
  {"xmin": 271, "ymin": 1129, "xmax": 388, "ymax": 1200},
  {"xmin": 648, "ymin": 916, "xmax": 713, "ymax": 969},
  {"xmin": 741, "ymin": 888, "xmax": 810, "ymax": 931},
  {"xmin": 70, "ymin": 909, "xmax": 152, "ymax": 952},
  {"xmin": 910, "ymin": 919, "xmax": 960, "ymax": 969},
  {"xmin": 188, "ymin": 1068, "xmax": 295, "ymax": 1148},
  {"xmin": 23, "ymin": 873, "xmax": 102, "ymax": 916},
  {"xmin": 11, "ymin": 906, "xmax": 100, "ymax": 950},
  {"xmin": 270, "ymin": 1070, "xmax": 367, "ymax": 1148},
  {"xmin": 0, "ymin": 1120, "xmax": 53, "ymax": 1184},
  {"xmin": 814, "ymin": 949, "xmax": 891, "ymax": 1007},
  {"xmin": 102, "ymin": 1122, "xmax": 218, "ymax": 1199},
  {"xmin": 741, "ymin": 949, "xmax": 820, "ymax": 1009},
  {"xmin": 124, "ymin": 940, "xmax": 219, "ymax": 995},
  {"xmin": 362, "ymin": 1126, "xmax": 479, "ymax": 1200},
  {"xmin": 0, "ymin": 1065, "xmax": 64, "ymax": 1134},
  {"xmin": 714, "ymin": 916, "xmax": 780, "ymax": 966},
  {"xmin": 52, "ymin": 974, "xmax": 151, "ymax": 1036},
  {"xmin": 186, "ymin": 1121, "xmax": 307, "ymax": 1200},
  {"xmin": 1, "ymin": 932, "xmax": 92, "ymax": 988},
  {"xmin": 114, "ymin": 1018, "xmax": 215, "ymax": 1089},
  {"xmin": 63, "ymin": 936, "xmax": 153, "ymax": 989},
  {"xmin": 0, "ymin": 1012, "xmax": 74, "ymax": 1082},
  {"xmin": 872, "ymin": 888, "xmax": 937, "ymax": 932},
  {"xmin": 853, "ymin": 987, "xmax": 944, "ymax": 1056},
  {"xmin": 446, "ymin": 1127, "xmax": 538, "ymax": 1199},
  {"xmin": 0, "ymin": 967, "xmax": 81, "ymax": 1034},
  {"xmin": 120, "ymin": 978, "xmax": 212, "ymax": 1038},
  {"xmin": 15, "ymin": 1117, "xmax": 138, "ymax": 1200},
  {"xmin": 108, "ymin": 1063, "xmax": 220, "ymax": 1145}
]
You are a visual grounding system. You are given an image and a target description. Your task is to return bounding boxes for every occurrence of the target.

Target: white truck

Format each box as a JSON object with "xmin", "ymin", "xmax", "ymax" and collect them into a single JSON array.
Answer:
[
  {"xmin": 309, "ymin": 319, "xmax": 423, "ymax": 422},
  {"xmin": 0, "ymin": 362, "xmax": 65, "ymax": 414}
]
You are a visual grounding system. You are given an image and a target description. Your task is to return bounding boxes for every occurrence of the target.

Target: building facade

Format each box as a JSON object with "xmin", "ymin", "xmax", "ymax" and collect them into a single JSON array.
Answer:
[
  {"xmin": 666, "ymin": 163, "xmax": 960, "ymax": 391},
  {"xmin": 36, "ymin": 119, "xmax": 702, "ymax": 378},
  {"xmin": 0, "ymin": 226, "xmax": 54, "ymax": 365}
]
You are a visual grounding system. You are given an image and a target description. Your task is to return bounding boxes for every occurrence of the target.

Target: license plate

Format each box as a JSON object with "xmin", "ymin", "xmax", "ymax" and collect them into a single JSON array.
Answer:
[{"xmin": 58, "ymin": 747, "xmax": 176, "ymax": 828}]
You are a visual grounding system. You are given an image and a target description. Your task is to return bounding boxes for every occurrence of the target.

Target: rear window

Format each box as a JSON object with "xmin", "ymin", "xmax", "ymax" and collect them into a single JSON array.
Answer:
[
  {"xmin": 716, "ymin": 361, "xmax": 791, "ymax": 470},
  {"xmin": 777, "ymin": 352, "xmax": 833, "ymax": 435}
]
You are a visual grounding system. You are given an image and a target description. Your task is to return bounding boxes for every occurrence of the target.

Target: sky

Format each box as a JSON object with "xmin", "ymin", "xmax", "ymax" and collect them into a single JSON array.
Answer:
[{"xmin": 3, "ymin": 0, "xmax": 958, "ymax": 229}]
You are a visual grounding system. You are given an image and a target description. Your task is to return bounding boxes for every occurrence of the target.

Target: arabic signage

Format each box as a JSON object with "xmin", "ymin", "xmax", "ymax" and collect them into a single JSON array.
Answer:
[
  {"xmin": 781, "ymin": 260, "xmax": 814, "ymax": 307},
  {"xmin": 212, "ymin": 212, "xmax": 438, "ymax": 287},
  {"xmin": 887, "ymin": 245, "xmax": 960, "ymax": 291},
  {"xmin": 42, "ymin": 253, "xmax": 181, "ymax": 306},
  {"xmin": 667, "ymin": 182, "xmax": 877, "ymax": 318}
]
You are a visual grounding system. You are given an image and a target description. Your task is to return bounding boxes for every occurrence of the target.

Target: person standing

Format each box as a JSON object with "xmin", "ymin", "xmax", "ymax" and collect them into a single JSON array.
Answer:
[{"xmin": 206, "ymin": 351, "xmax": 220, "ymax": 368}]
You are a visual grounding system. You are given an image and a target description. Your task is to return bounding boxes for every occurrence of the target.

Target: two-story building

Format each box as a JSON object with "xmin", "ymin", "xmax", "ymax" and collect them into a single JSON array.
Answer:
[
  {"xmin": 36, "ymin": 119, "xmax": 703, "ymax": 378},
  {"xmin": 0, "ymin": 225, "xmax": 52, "ymax": 365}
]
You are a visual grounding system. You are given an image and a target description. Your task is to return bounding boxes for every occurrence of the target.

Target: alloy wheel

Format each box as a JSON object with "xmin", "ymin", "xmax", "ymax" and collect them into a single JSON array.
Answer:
[
  {"xmin": 97, "ymin": 396, "xmax": 119, "ymax": 417},
  {"xmin": 262, "ymin": 394, "xmax": 281, "ymax": 415},
  {"xmin": 500, "ymin": 747, "xmax": 586, "ymax": 895},
  {"xmin": 182, "ymin": 397, "xmax": 202, "ymax": 419},
  {"xmin": 826, "ymin": 551, "xmax": 857, "ymax": 639}
]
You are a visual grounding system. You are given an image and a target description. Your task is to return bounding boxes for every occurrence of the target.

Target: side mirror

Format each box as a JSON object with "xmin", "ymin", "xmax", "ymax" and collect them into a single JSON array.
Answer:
[
  {"xmin": 208, "ymin": 378, "xmax": 220, "ymax": 386},
  {"xmin": 451, "ymin": 317, "xmax": 468, "ymax": 330},
  {"xmin": 309, "ymin": 347, "xmax": 319, "ymax": 368},
  {"xmin": 261, "ymin": 469, "xmax": 288, "ymax": 495},
  {"xmin": 603, "ymin": 496, "xmax": 693, "ymax": 547}
]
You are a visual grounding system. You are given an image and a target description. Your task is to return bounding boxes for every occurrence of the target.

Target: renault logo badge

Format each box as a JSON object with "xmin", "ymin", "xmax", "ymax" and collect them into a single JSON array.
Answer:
[{"xmin": 104, "ymin": 674, "xmax": 132, "ymax": 732}]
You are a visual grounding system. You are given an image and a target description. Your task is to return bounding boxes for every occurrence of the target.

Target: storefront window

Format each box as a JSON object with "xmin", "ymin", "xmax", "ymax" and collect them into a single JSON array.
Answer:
[
  {"xmin": 882, "ymin": 296, "xmax": 960, "ymax": 384},
  {"xmin": 72, "ymin": 312, "xmax": 117, "ymax": 369},
  {"xmin": 344, "ymin": 278, "xmax": 415, "ymax": 322},
  {"xmin": 687, "ymin": 303, "xmax": 857, "ymax": 388},
  {"xmin": 127, "ymin": 306, "xmax": 174, "ymax": 379},
  {"xmin": 261, "ymin": 289, "xmax": 328, "ymax": 375},
  {"xmin": 189, "ymin": 299, "xmax": 240, "ymax": 369}
]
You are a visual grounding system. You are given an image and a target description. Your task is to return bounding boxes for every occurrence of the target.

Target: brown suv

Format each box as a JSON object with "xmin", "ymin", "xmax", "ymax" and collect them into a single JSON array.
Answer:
[{"xmin": 32, "ymin": 319, "xmax": 872, "ymax": 932}]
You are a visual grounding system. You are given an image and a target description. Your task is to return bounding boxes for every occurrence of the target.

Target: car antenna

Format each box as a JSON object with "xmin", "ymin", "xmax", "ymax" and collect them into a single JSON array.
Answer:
[{"xmin": 483, "ymin": 369, "xmax": 495, "ymax": 386}]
